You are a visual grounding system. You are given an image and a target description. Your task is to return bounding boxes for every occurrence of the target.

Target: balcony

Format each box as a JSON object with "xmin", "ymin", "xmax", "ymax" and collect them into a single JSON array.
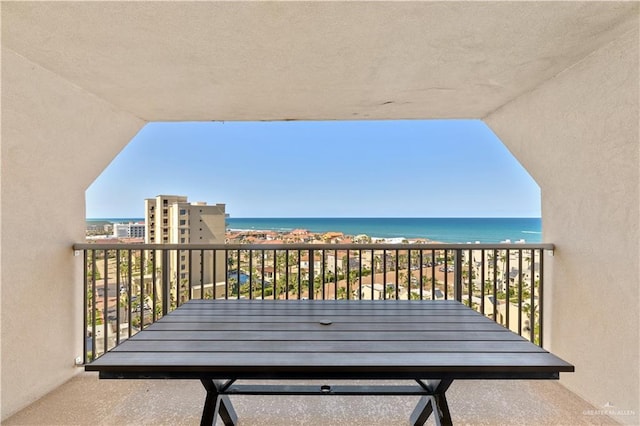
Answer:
[
  {"xmin": 3, "ymin": 242, "xmax": 617, "ymax": 425},
  {"xmin": 2, "ymin": 2, "xmax": 638, "ymax": 424}
]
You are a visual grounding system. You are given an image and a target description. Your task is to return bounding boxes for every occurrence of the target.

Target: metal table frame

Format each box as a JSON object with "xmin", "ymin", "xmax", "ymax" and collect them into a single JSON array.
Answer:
[{"xmin": 196, "ymin": 378, "xmax": 455, "ymax": 426}]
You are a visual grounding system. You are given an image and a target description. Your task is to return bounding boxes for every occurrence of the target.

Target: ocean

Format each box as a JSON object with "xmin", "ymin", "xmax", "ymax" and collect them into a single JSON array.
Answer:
[
  {"xmin": 87, "ymin": 217, "xmax": 542, "ymax": 244},
  {"xmin": 226, "ymin": 217, "xmax": 541, "ymax": 243}
]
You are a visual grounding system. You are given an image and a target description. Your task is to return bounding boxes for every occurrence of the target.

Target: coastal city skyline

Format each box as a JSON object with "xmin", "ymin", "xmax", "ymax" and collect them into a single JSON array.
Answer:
[{"xmin": 86, "ymin": 120, "xmax": 540, "ymax": 219}]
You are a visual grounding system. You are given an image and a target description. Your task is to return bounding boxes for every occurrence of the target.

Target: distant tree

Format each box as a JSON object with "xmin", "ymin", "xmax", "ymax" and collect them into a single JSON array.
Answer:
[
  {"xmin": 522, "ymin": 301, "xmax": 540, "ymax": 345},
  {"xmin": 227, "ymin": 252, "xmax": 236, "ymax": 271},
  {"xmin": 87, "ymin": 266, "xmax": 101, "ymax": 281},
  {"xmin": 313, "ymin": 279, "xmax": 323, "ymax": 299},
  {"xmin": 324, "ymin": 271, "xmax": 336, "ymax": 283},
  {"xmin": 399, "ymin": 272, "xmax": 407, "ymax": 287},
  {"xmin": 348, "ymin": 270, "xmax": 359, "ymax": 288},
  {"xmin": 337, "ymin": 287, "xmax": 347, "ymax": 300},
  {"xmin": 421, "ymin": 276, "xmax": 433, "ymax": 289},
  {"xmin": 499, "ymin": 251, "xmax": 507, "ymax": 282},
  {"xmin": 373, "ymin": 255, "xmax": 382, "ymax": 273},
  {"xmin": 239, "ymin": 282, "xmax": 254, "ymax": 298},
  {"xmin": 398, "ymin": 253, "xmax": 408, "ymax": 270}
]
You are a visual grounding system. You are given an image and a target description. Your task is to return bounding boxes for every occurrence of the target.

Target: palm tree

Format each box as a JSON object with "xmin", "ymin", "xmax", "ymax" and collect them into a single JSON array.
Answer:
[
  {"xmin": 398, "ymin": 253, "xmax": 408, "ymax": 270},
  {"xmin": 86, "ymin": 288, "xmax": 95, "ymax": 326},
  {"xmin": 521, "ymin": 301, "xmax": 539, "ymax": 344},
  {"xmin": 324, "ymin": 270, "xmax": 336, "ymax": 283},
  {"xmin": 86, "ymin": 260, "xmax": 101, "ymax": 281},
  {"xmin": 399, "ymin": 271, "xmax": 407, "ymax": 289},
  {"xmin": 385, "ymin": 284, "xmax": 396, "ymax": 300},
  {"xmin": 313, "ymin": 276, "xmax": 323, "ymax": 299},
  {"xmin": 499, "ymin": 251, "xmax": 507, "ymax": 286},
  {"xmin": 119, "ymin": 251, "xmax": 130, "ymax": 285},
  {"xmin": 227, "ymin": 252, "xmax": 236, "ymax": 272},
  {"xmin": 372, "ymin": 255, "xmax": 381, "ymax": 273},
  {"xmin": 524, "ymin": 252, "xmax": 533, "ymax": 287},
  {"xmin": 179, "ymin": 278, "xmax": 189, "ymax": 304},
  {"xmin": 348, "ymin": 270, "xmax": 359, "ymax": 286},
  {"xmin": 421, "ymin": 276, "xmax": 433, "ymax": 290},
  {"xmin": 411, "ymin": 250, "xmax": 421, "ymax": 268}
]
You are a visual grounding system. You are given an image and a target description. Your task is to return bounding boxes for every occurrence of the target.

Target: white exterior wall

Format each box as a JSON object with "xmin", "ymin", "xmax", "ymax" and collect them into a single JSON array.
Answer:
[
  {"xmin": 187, "ymin": 203, "xmax": 226, "ymax": 286},
  {"xmin": 485, "ymin": 27, "xmax": 639, "ymax": 424},
  {"xmin": 113, "ymin": 223, "xmax": 145, "ymax": 238},
  {"xmin": 113, "ymin": 224, "xmax": 128, "ymax": 238},
  {"xmin": 1, "ymin": 49, "xmax": 144, "ymax": 418},
  {"xmin": 190, "ymin": 203, "xmax": 226, "ymax": 244}
]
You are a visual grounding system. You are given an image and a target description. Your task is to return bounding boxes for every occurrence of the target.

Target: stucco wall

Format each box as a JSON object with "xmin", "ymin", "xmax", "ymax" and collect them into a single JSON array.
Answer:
[
  {"xmin": 0, "ymin": 48, "xmax": 144, "ymax": 419},
  {"xmin": 485, "ymin": 27, "xmax": 639, "ymax": 424}
]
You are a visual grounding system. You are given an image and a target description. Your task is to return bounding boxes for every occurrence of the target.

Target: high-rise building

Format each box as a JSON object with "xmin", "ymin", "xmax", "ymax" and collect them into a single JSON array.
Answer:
[
  {"xmin": 144, "ymin": 195, "xmax": 226, "ymax": 297},
  {"xmin": 145, "ymin": 195, "xmax": 188, "ymax": 244}
]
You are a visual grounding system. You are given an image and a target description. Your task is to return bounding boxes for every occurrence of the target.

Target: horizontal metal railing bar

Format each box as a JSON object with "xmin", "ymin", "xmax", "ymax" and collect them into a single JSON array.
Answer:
[{"xmin": 73, "ymin": 242, "xmax": 555, "ymax": 251}]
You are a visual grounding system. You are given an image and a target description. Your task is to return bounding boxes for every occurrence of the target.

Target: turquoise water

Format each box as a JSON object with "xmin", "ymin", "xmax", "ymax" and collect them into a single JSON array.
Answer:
[
  {"xmin": 225, "ymin": 217, "xmax": 542, "ymax": 243},
  {"xmin": 87, "ymin": 217, "xmax": 542, "ymax": 243}
]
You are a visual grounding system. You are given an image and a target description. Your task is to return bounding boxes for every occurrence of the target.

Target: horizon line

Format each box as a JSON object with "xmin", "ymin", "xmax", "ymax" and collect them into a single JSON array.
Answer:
[{"xmin": 87, "ymin": 216, "xmax": 542, "ymax": 220}]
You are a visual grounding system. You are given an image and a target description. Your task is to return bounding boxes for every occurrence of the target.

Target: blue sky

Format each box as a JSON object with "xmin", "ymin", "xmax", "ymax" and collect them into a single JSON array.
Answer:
[{"xmin": 86, "ymin": 120, "xmax": 540, "ymax": 218}]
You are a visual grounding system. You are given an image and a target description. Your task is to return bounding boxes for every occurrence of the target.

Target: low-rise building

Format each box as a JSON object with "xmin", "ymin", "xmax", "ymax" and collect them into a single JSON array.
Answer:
[{"xmin": 113, "ymin": 222, "xmax": 145, "ymax": 238}]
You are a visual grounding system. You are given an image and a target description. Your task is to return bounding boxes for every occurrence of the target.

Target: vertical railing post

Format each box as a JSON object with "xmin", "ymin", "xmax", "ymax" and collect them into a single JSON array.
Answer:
[
  {"xmin": 83, "ymin": 249, "xmax": 88, "ymax": 363},
  {"xmin": 103, "ymin": 250, "xmax": 109, "ymax": 353},
  {"xmin": 346, "ymin": 249, "xmax": 351, "ymax": 300},
  {"xmin": 151, "ymin": 249, "xmax": 156, "ymax": 323},
  {"xmin": 308, "ymin": 249, "xmax": 314, "ymax": 300},
  {"xmin": 187, "ymin": 249, "xmax": 193, "ymax": 302},
  {"xmin": 213, "ymin": 249, "xmax": 217, "ymax": 300},
  {"xmin": 224, "ymin": 249, "xmax": 229, "ymax": 300},
  {"xmin": 539, "ymin": 248, "xmax": 546, "ymax": 348},
  {"xmin": 162, "ymin": 248, "xmax": 170, "ymax": 315},
  {"xmin": 90, "ymin": 249, "xmax": 97, "ymax": 360},
  {"xmin": 453, "ymin": 249, "xmax": 463, "ymax": 302},
  {"xmin": 260, "ymin": 250, "xmax": 266, "ymax": 299},
  {"xmin": 200, "ymin": 249, "xmax": 205, "ymax": 300},
  {"xmin": 139, "ymin": 249, "xmax": 145, "ymax": 330}
]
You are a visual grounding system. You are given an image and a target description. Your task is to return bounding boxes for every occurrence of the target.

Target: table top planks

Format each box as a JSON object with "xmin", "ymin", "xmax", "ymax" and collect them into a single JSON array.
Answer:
[{"xmin": 86, "ymin": 299, "xmax": 574, "ymax": 380}]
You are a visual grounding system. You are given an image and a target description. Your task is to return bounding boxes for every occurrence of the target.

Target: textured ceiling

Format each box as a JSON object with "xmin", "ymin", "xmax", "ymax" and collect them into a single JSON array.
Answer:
[{"xmin": 2, "ymin": 1, "xmax": 638, "ymax": 121}]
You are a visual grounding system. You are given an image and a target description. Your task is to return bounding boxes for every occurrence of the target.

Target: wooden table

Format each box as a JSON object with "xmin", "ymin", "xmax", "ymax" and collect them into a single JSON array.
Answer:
[{"xmin": 85, "ymin": 299, "xmax": 574, "ymax": 426}]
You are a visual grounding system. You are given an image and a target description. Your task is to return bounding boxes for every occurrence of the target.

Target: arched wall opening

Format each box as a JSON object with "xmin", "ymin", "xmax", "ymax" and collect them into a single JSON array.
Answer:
[{"xmin": 86, "ymin": 120, "xmax": 541, "ymax": 231}]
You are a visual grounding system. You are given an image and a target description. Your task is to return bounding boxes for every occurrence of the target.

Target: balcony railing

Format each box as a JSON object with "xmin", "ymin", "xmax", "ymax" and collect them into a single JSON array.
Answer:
[{"xmin": 73, "ymin": 242, "xmax": 554, "ymax": 363}]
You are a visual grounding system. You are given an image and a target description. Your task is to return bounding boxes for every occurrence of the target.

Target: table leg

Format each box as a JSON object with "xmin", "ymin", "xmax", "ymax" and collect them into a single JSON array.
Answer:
[
  {"xmin": 200, "ymin": 379, "xmax": 238, "ymax": 426},
  {"xmin": 410, "ymin": 379, "xmax": 453, "ymax": 426},
  {"xmin": 410, "ymin": 396, "xmax": 434, "ymax": 425}
]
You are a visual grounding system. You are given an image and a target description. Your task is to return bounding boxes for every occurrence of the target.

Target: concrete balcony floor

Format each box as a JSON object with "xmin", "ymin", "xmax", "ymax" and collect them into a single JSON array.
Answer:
[{"xmin": 6, "ymin": 373, "xmax": 617, "ymax": 425}]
